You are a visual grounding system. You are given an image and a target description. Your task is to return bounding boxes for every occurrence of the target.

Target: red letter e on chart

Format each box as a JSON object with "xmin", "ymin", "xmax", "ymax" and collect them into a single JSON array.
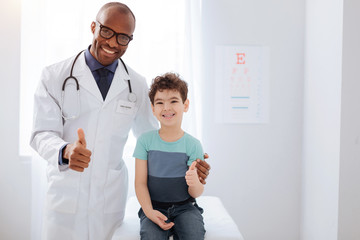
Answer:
[{"xmin": 236, "ymin": 53, "xmax": 245, "ymax": 64}]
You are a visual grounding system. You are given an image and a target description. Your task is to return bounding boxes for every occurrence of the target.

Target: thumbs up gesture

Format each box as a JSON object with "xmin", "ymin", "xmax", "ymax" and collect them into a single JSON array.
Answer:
[
  {"xmin": 185, "ymin": 161, "xmax": 204, "ymax": 198},
  {"xmin": 63, "ymin": 128, "xmax": 92, "ymax": 172},
  {"xmin": 185, "ymin": 161, "xmax": 199, "ymax": 187},
  {"xmin": 77, "ymin": 128, "xmax": 87, "ymax": 147}
]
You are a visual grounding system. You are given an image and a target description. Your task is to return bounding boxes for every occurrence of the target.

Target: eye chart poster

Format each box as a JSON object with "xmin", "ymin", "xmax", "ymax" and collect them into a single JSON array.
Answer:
[{"xmin": 215, "ymin": 45, "xmax": 269, "ymax": 124}]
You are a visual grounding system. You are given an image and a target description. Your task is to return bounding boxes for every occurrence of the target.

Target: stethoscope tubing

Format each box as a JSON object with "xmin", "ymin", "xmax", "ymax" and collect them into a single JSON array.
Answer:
[{"xmin": 62, "ymin": 50, "xmax": 84, "ymax": 91}]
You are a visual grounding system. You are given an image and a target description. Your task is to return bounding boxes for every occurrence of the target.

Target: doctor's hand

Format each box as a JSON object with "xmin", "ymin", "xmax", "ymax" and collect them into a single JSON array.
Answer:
[
  {"xmin": 63, "ymin": 128, "xmax": 92, "ymax": 172},
  {"xmin": 195, "ymin": 153, "xmax": 211, "ymax": 184}
]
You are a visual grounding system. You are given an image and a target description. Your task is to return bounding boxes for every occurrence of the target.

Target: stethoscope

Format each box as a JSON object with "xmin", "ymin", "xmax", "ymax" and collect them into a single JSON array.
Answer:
[{"xmin": 61, "ymin": 50, "xmax": 136, "ymax": 120}]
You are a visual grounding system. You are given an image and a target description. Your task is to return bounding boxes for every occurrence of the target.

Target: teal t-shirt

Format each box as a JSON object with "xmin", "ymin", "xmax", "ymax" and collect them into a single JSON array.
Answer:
[{"xmin": 133, "ymin": 130, "xmax": 204, "ymax": 203}]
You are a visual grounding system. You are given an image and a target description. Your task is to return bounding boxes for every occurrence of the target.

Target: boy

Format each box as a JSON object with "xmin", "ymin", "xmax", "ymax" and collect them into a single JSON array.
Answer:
[{"xmin": 134, "ymin": 72, "xmax": 206, "ymax": 240}]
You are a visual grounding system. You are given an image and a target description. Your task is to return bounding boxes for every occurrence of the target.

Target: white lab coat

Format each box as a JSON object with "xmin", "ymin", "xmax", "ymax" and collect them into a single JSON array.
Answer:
[{"xmin": 30, "ymin": 52, "xmax": 158, "ymax": 240}]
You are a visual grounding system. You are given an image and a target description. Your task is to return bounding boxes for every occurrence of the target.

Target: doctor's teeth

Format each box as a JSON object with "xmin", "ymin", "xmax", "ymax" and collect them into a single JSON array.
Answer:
[{"xmin": 103, "ymin": 48, "xmax": 115, "ymax": 54}]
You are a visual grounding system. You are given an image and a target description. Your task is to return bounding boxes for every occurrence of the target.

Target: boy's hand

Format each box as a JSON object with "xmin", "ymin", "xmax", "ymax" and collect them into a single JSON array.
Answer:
[
  {"xmin": 186, "ymin": 161, "xmax": 200, "ymax": 187},
  {"xmin": 146, "ymin": 209, "xmax": 174, "ymax": 230},
  {"xmin": 196, "ymin": 153, "xmax": 211, "ymax": 184}
]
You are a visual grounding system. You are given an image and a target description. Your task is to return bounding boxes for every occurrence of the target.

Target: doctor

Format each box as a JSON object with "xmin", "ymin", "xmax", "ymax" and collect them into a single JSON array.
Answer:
[{"xmin": 30, "ymin": 2, "xmax": 210, "ymax": 240}]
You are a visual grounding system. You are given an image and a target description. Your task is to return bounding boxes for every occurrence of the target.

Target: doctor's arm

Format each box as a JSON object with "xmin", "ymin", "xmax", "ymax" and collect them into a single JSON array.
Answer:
[
  {"xmin": 30, "ymin": 69, "xmax": 71, "ymax": 168},
  {"xmin": 131, "ymin": 80, "xmax": 158, "ymax": 138},
  {"xmin": 135, "ymin": 158, "xmax": 174, "ymax": 230}
]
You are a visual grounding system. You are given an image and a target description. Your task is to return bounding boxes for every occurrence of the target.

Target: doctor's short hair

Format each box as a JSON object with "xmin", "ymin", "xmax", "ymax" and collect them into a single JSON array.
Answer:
[
  {"xmin": 97, "ymin": 2, "xmax": 136, "ymax": 22},
  {"xmin": 149, "ymin": 72, "xmax": 188, "ymax": 105}
]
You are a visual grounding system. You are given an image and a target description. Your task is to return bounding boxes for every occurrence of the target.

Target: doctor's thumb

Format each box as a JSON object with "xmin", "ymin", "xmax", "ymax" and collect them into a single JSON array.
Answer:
[{"xmin": 77, "ymin": 128, "xmax": 87, "ymax": 147}]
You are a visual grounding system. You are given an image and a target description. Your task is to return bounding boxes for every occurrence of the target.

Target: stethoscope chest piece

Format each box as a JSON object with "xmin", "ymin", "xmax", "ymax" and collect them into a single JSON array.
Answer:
[
  {"xmin": 128, "ymin": 92, "xmax": 137, "ymax": 102},
  {"xmin": 126, "ymin": 79, "xmax": 136, "ymax": 102}
]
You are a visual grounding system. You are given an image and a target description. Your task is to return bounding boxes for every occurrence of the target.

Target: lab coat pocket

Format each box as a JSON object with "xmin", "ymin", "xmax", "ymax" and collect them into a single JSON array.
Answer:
[
  {"xmin": 113, "ymin": 100, "xmax": 137, "ymax": 134},
  {"xmin": 104, "ymin": 166, "xmax": 128, "ymax": 214},
  {"xmin": 47, "ymin": 170, "xmax": 81, "ymax": 213}
]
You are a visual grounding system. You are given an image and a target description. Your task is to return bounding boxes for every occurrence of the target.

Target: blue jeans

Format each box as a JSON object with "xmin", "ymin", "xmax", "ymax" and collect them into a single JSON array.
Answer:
[{"xmin": 138, "ymin": 202, "xmax": 205, "ymax": 240}]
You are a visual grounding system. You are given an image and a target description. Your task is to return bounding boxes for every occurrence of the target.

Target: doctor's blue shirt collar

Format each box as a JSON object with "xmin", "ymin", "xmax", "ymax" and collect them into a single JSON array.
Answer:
[{"xmin": 84, "ymin": 46, "xmax": 118, "ymax": 73}]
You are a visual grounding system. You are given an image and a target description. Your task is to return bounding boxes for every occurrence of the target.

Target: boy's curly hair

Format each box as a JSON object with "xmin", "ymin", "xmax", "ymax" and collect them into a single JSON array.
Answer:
[{"xmin": 149, "ymin": 72, "xmax": 188, "ymax": 105}]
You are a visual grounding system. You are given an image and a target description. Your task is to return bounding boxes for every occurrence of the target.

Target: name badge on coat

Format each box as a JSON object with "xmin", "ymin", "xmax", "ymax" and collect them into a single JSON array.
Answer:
[{"xmin": 116, "ymin": 100, "xmax": 136, "ymax": 115}]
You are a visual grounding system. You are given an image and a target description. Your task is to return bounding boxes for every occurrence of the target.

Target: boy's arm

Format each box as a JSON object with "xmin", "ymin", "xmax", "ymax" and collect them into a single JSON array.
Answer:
[
  {"xmin": 185, "ymin": 161, "xmax": 204, "ymax": 198},
  {"xmin": 135, "ymin": 158, "xmax": 174, "ymax": 230}
]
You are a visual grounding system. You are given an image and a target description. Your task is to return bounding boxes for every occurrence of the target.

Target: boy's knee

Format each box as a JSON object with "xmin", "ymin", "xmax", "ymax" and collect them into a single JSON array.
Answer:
[{"xmin": 140, "ymin": 217, "xmax": 169, "ymax": 240}]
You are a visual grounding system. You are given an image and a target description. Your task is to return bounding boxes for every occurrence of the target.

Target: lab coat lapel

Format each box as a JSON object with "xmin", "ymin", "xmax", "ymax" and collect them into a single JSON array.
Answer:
[
  {"xmin": 103, "ymin": 59, "xmax": 128, "ymax": 105},
  {"xmin": 72, "ymin": 53, "xmax": 104, "ymax": 102}
]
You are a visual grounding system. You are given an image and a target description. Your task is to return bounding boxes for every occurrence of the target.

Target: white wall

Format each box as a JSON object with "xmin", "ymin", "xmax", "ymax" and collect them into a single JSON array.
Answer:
[
  {"xmin": 0, "ymin": 0, "xmax": 31, "ymax": 239},
  {"xmin": 338, "ymin": 0, "xmax": 360, "ymax": 238},
  {"xmin": 301, "ymin": 0, "xmax": 343, "ymax": 239},
  {"xmin": 201, "ymin": 1, "xmax": 305, "ymax": 239},
  {"xmin": 302, "ymin": 0, "xmax": 360, "ymax": 239}
]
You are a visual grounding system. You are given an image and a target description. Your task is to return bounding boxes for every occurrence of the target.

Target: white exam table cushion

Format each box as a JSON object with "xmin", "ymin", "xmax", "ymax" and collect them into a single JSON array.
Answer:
[{"xmin": 112, "ymin": 196, "xmax": 244, "ymax": 240}]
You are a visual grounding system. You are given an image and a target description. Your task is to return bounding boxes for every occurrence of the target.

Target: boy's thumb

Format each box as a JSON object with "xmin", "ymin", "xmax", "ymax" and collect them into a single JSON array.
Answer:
[{"xmin": 189, "ymin": 161, "xmax": 197, "ymax": 170}]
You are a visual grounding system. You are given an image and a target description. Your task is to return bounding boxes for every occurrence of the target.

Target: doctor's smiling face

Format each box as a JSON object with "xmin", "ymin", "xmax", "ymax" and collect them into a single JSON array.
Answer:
[{"xmin": 90, "ymin": 5, "xmax": 135, "ymax": 66}]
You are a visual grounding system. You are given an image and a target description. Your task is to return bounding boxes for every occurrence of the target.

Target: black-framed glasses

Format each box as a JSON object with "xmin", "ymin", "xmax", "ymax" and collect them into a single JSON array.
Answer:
[{"xmin": 96, "ymin": 21, "xmax": 133, "ymax": 46}]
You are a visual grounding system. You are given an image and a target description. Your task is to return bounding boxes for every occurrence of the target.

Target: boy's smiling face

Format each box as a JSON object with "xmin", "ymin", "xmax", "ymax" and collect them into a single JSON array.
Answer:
[{"xmin": 151, "ymin": 89, "xmax": 189, "ymax": 129}]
